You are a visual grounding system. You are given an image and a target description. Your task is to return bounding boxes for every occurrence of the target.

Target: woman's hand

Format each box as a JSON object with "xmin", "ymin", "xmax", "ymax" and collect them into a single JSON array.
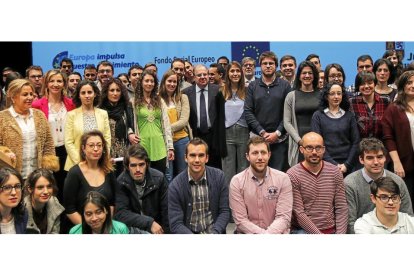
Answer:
[
  {"xmin": 168, "ymin": 149, "xmax": 175, "ymax": 161},
  {"xmin": 128, "ymin": 133, "xmax": 140, "ymax": 144},
  {"xmin": 393, "ymin": 161, "xmax": 405, "ymax": 178}
]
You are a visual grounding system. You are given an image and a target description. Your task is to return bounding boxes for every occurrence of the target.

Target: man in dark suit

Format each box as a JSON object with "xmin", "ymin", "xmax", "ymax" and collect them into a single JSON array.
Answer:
[{"xmin": 183, "ymin": 64, "xmax": 222, "ymax": 169}]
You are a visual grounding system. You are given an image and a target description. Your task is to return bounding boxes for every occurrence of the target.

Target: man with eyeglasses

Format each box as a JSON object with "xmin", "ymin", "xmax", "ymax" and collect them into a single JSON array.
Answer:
[
  {"xmin": 230, "ymin": 136, "xmax": 292, "ymax": 234},
  {"xmin": 170, "ymin": 58, "xmax": 191, "ymax": 90},
  {"xmin": 241, "ymin": 57, "xmax": 257, "ymax": 87},
  {"xmin": 115, "ymin": 144, "xmax": 169, "ymax": 234},
  {"xmin": 127, "ymin": 65, "xmax": 144, "ymax": 100},
  {"xmin": 95, "ymin": 60, "xmax": 114, "ymax": 91},
  {"xmin": 60, "ymin": 57, "xmax": 74, "ymax": 76},
  {"xmin": 354, "ymin": 176, "xmax": 414, "ymax": 234},
  {"xmin": 244, "ymin": 50, "xmax": 291, "ymax": 171},
  {"xmin": 287, "ymin": 132, "xmax": 348, "ymax": 234},
  {"xmin": 83, "ymin": 64, "xmax": 97, "ymax": 82},
  {"xmin": 183, "ymin": 64, "xmax": 222, "ymax": 169},
  {"xmin": 344, "ymin": 138, "xmax": 412, "ymax": 233},
  {"xmin": 25, "ymin": 65, "xmax": 44, "ymax": 98}
]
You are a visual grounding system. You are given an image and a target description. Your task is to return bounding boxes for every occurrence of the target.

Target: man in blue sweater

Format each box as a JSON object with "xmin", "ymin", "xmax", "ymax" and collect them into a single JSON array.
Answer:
[{"xmin": 168, "ymin": 138, "xmax": 230, "ymax": 234}]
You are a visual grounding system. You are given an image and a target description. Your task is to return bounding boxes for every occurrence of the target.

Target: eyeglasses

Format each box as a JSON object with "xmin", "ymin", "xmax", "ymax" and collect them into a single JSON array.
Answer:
[
  {"xmin": 0, "ymin": 184, "xmax": 22, "ymax": 194},
  {"xmin": 262, "ymin": 62, "xmax": 275, "ymax": 67},
  {"xmin": 85, "ymin": 73, "xmax": 96, "ymax": 77},
  {"xmin": 98, "ymin": 69, "xmax": 112, "ymax": 74},
  {"xmin": 196, "ymin": 73, "xmax": 208, "ymax": 77},
  {"xmin": 328, "ymin": 92, "xmax": 343, "ymax": 97},
  {"xmin": 302, "ymin": 145, "xmax": 325, "ymax": 153},
  {"xmin": 86, "ymin": 143, "xmax": 103, "ymax": 150},
  {"xmin": 243, "ymin": 63, "xmax": 255, "ymax": 68},
  {"xmin": 375, "ymin": 194, "xmax": 401, "ymax": 204},
  {"xmin": 29, "ymin": 75, "xmax": 43, "ymax": 79},
  {"xmin": 328, "ymin": 74, "xmax": 343, "ymax": 79}
]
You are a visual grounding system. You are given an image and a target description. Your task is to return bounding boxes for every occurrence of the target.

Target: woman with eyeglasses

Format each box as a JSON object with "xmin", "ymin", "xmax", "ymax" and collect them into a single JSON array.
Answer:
[
  {"xmin": 63, "ymin": 130, "xmax": 116, "ymax": 232},
  {"xmin": 23, "ymin": 168, "xmax": 64, "ymax": 234},
  {"xmin": 99, "ymin": 78, "xmax": 135, "ymax": 177},
  {"xmin": 0, "ymin": 167, "xmax": 27, "ymax": 234},
  {"xmin": 349, "ymin": 71, "xmax": 390, "ymax": 140},
  {"xmin": 284, "ymin": 61, "xmax": 321, "ymax": 167},
  {"xmin": 70, "ymin": 191, "xmax": 128, "ymax": 234},
  {"xmin": 32, "ymin": 69, "xmax": 75, "ymax": 202},
  {"xmin": 133, "ymin": 69, "xmax": 174, "ymax": 175},
  {"xmin": 64, "ymin": 80, "xmax": 111, "ymax": 172},
  {"xmin": 373, "ymin": 58, "xmax": 397, "ymax": 102},
  {"xmin": 311, "ymin": 83, "xmax": 360, "ymax": 175}
]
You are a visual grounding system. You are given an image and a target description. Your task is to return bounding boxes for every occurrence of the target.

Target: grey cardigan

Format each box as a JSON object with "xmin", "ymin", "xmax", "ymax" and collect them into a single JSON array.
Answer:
[
  {"xmin": 283, "ymin": 91, "xmax": 300, "ymax": 167},
  {"xmin": 24, "ymin": 196, "xmax": 65, "ymax": 234}
]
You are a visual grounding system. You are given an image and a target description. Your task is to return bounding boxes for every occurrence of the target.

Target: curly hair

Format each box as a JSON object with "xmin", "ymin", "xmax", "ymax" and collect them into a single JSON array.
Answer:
[{"xmin": 134, "ymin": 69, "xmax": 160, "ymax": 109}]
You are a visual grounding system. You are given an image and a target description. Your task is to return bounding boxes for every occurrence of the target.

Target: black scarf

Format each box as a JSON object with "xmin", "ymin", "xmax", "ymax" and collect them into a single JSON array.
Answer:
[{"xmin": 102, "ymin": 101, "xmax": 127, "ymax": 141}]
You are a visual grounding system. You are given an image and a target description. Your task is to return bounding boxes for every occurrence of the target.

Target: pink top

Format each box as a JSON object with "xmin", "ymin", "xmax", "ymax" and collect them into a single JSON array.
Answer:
[{"xmin": 229, "ymin": 167, "xmax": 293, "ymax": 234}]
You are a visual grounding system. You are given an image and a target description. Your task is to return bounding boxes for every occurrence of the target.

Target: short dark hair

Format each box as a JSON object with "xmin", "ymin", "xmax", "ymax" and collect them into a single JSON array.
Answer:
[
  {"xmin": 81, "ymin": 191, "xmax": 113, "ymax": 234},
  {"xmin": 357, "ymin": 55, "xmax": 373, "ymax": 66},
  {"xmin": 370, "ymin": 176, "xmax": 400, "ymax": 196},
  {"xmin": 171, "ymin": 58, "xmax": 186, "ymax": 68},
  {"xmin": 354, "ymin": 71, "xmax": 377, "ymax": 93},
  {"xmin": 97, "ymin": 60, "xmax": 114, "ymax": 72},
  {"xmin": 280, "ymin": 55, "xmax": 297, "ymax": 66},
  {"xmin": 359, "ymin": 138, "xmax": 387, "ymax": 158},
  {"xmin": 217, "ymin": 56, "xmax": 230, "ymax": 64},
  {"xmin": 246, "ymin": 136, "xmax": 270, "ymax": 154},
  {"xmin": 25, "ymin": 65, "xmax": 43, "ymax": 78},
  {"xmin": 319, "ymin": 82, "xmax": 350, "ymax": 111},
  {"xmin": 123, "ymin": 144, "xmax": 150, "ymax": 170},
  {"xmin": 306, "ymin": 54, "xmax": 320, "ymax": 62},
  {"xmin": 185, "ymin": 137, "xmax": 208, "ymax": 155},
  {"xmin": 60, "ymin": 57, "xmax": 73, "ymax": 67},
  {"xmin": 128, "ymin": 65, "xmax": 143, "ymax": 76},
  {"xmin": 373, "ymin": 58, "xmax": 395, "ymax": 85},
  {"xmin": 84, "ymin": 64, "xmax": 96, "ymax": 71},
  {"xmin": 68, "ymin": 71, "xmax": 82, "ymax": 79},
  {"xmin": 259, "ymin": 51, "xmax": 278, "ymax": 67}
]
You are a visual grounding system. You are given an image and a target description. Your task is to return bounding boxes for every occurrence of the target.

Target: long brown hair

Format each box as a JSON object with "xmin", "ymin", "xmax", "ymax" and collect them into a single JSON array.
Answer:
[
  {"xmin": 159, "ymin": 69, "xmax": 181, "ymax": 105},
  {"xmin": 134, "ymin": 69, "xmax": 161, "ymax": 109},
  {"xmin": 221, "ymin": 61, "xmax": 246, "ymax": 101},
  {"xmin": 395, "ymin": 70, "xmax": 414, "ymax": 112},
  {"xmin": 79, "ymin": 130, "xmax": 113, "ymax": 173}
]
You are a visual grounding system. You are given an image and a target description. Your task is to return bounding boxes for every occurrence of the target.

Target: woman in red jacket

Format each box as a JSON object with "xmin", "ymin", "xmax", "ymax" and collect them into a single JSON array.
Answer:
[{"xmin": 382, "ymin": 70, "xmax": 414, "ymax": 203}]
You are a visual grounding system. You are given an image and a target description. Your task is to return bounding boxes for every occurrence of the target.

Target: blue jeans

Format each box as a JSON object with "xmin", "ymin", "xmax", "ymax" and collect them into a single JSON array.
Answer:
[
  {"xmin": 221, "ymin": 124, "xmax": 249, "ymax": 186},
  {"xmin": 165, "ymin": 136, "xmax": 189, "ymax": 183}
]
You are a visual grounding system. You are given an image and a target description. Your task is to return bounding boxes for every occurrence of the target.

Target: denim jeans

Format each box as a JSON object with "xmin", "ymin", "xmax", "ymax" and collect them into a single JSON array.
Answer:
[
  {"xmin": 165, "ymin": 136, "xmax": 189, "ymax": 184},
  {"xmin": 221, "ymin": 124, "xmax": 249, "ymax": 186}
]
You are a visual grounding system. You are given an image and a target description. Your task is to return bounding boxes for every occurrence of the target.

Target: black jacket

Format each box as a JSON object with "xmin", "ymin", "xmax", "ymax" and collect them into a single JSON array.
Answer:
[{"xmin": 115, "ymin": 168, "xmax": 169, "ymax": 233}]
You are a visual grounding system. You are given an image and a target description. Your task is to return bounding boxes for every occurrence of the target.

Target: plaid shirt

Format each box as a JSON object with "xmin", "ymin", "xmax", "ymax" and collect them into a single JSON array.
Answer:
[
  {"xmin": 188, "ymin": 171, "xmax": 213, "ymax": 234},
  {"xmin": 349, "ymin": 93, "xmax": 390, "ymax": 139}
]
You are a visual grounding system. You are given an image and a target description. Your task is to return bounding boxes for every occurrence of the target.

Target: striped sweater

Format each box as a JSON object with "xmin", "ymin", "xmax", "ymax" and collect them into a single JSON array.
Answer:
[{"xmin": 287, "ymin": 161, "xmax": 348, "ymax": 234}]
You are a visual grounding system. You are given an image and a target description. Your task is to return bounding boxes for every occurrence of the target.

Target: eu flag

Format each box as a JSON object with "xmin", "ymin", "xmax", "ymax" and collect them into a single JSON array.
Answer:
[{"xmin": 231, "ymin": 42, "xmax": 270, "ymax": 64}]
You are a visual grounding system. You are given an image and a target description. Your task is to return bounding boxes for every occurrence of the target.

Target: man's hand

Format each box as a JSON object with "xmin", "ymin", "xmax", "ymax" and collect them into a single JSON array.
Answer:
[
  {"xmin": 263, "ymin": 131, "xmax": 279, "ymax": 144},
  {"xmin": 150, "ymin": 221, "xmax": 164, "ymax": 234}
]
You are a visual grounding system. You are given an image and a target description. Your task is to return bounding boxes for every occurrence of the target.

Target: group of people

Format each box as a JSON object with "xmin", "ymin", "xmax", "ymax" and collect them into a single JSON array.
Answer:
[{"xmin": 0, "ymin": 47, "xmax": 413, "ymax": 234}]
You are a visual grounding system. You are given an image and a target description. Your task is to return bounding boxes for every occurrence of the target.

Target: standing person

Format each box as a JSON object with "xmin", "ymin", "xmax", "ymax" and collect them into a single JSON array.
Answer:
[
  {"xmin": 63, "ymin": 130, "xmax": 116, "ymax": 230},
  {"xmin": 0, "ymin": 167, "xmax": 27, "ymax": 234},
  {"xmin": 64, "ymin": 79, "xmax": 111, "ymax": 171},
  {"xmin": 382, "ymin": 70, "xmax": 414, "ymax": 203},
  {"xmin": 0, "ymin": 79, "xmax": 58, "ymax": 180},
  {"xmin": 354, "ymin": 177, "xmax": 414, "ymax": 234},
  {"xmin": 70, "ymin": 191, "xmax": 128, "ymax": 234},
  {"xmin": 183, "ymin": 64, "xmax": 222, "ymax": 169},
  {"xmin": 23, "ymin": 168, "xmax": 64, "ymax": 234},
  {"xmin": 311, "ymin": 83, "xmax": 360, "ymax": 175},
  {"xmin": 117, "ymin": 73, "xmax": 130, "ymax": 88},
  {"xmin": 168, "ymin": 138, "xmax": 230, "ymax": 234},
  {"xmin": 32, "ymin": 69, "xmax": 75, "ymax": 201},
  {"xmin": 287, "ymin": 132, "xmax": 348, "ymax": 234},
  {"xmin": 373, "ymin": 58, "xmax": 397, "ymax": 102},
  {"xmin": 115, "ymin": 144, "xmax": 169, "ymax": 234},
  {"xmin": 25, "ymin": 65, "xmax": 43, "ymax": 98},
  {"xmin": 280, "ymin": 55, "xmax": 297, "ymax": 88},
  {"xmin": 219, "ymin": 61, "xmax": 249, "ymax": 186},
  {"xmin": 133, "ymin": 70, "xmax": 174, "ymax": 175},
  {"xmin": 159, "ymin": 69, "xmax": 190, "ymax": 182},
  {"xmin": 95, "ymin": 60, "xmax": 114, "ymax": 91},
  {"xmin": 127, "ymin": 65, "xmax": 143, "ymax": 100},
  {"xmin": 306, "ymin": 54, "xmax": 322, "ymax": 71},
  {"xmin": 383, "ymin": 49, "xmax": 404, "ymax": 86},
  {"xmin": 59, "ymin": 58, "xmax": 73, "ymax": 76},
  {"xmin": 284, "ymin": 60, "xmax": 321, "ymax": 167},
  {"xmin": 350, "ymin": 71, "xmax": 390, "ymax": 140},
  {"xmin": 67, "ymin": 72, "xmax": 82, "ymax": 98},
  {"xmin": 99, "ymin": 78, "xmax": 135, "ymax": 177},
  {"xmin": 229, "ymin": 136, "xmax": 293, "ymax": 234},
  {"xmin": 83, "ymin": 64, "xmax": 97, "ymax": 82},
  {"xmin": 241, "ymin": 57, "xmax": 257, "ymax": 87},
  {"xmin": 171, "ymin": 58, "xmax": 192, "ymax": 90},
  {"xmin": 184, "ymin": 61, "xmax": 195, "ymax": 84},
  {"xmin": 344, "ymin": 138, "xmax": 413, "ymax": 233},
  {"xmin": 244, "ymin": 51, "xmax": 291, "ymax": 171}
]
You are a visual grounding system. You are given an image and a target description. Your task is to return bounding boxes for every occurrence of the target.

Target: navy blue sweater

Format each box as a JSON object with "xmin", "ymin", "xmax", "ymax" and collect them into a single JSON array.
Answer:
[{"xmin": 311, "ymin": 110, "xmax": 360, "ymax": 171}]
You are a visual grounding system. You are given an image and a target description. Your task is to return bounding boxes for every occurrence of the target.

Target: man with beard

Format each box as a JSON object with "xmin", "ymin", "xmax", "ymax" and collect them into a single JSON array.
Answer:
[
  {"xmin": 241, "ymin": 57, "xmax": 257, "ymax": 87},
  {"xmin": 171, "ymin": 58, "xmax": 191, "ymax": 90},
  {"xmin": 244, "ymin": 51, "xmax": 291, "ymax": 171},
  {"xmin": 229, "ymin": 136, "xmax": 292, "ymax": 233},
  {"xmin": 287, "ymin": 132, "xmax": 348, "ymax": 234},
  {"xmin": 344, "ymin": 138, "xmax": 412, "ymax": 233},
  {"xmin": 115, "ymin": 144, "xmax": 169, "ymax": 234},
  {"xmin": 60, "ymin": 58, "xmax": 74, "ymax": 76},
  {"xmin": 95, "ymin": 60, "xmax": 114, "ymax": 91}
]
